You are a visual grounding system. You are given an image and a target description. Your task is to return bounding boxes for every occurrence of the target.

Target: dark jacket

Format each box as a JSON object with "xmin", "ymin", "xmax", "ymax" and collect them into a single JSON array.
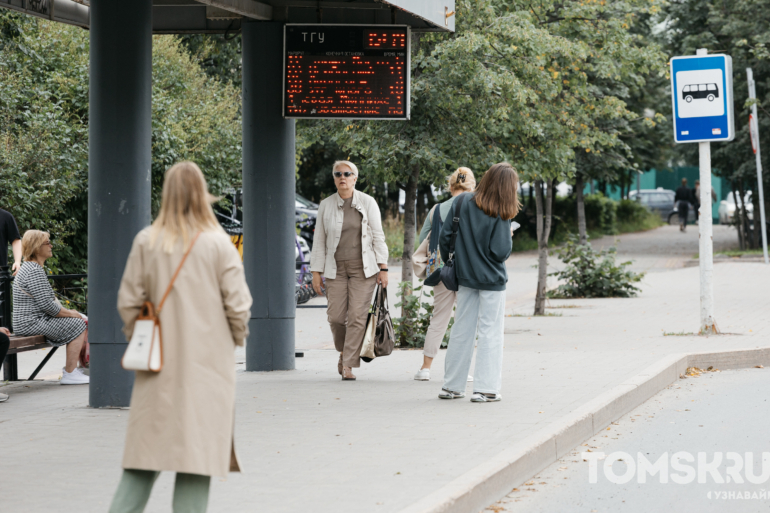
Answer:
[
  {"xmin": 675, "ymin": 186, "xmax": 693, "ymax": 204},
  {"xmin": 439, "ymin": 192, "xmax": 512, "ymax": 291}
]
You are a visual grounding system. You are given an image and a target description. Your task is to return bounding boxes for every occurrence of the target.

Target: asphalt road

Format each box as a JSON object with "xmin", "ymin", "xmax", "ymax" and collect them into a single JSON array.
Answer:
[{"xmin": 487, "ymin": 367, "xmax": 770, "ymax": 513}]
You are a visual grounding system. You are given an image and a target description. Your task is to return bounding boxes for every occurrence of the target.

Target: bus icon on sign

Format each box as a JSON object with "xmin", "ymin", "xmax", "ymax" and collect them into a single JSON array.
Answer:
[{"xmin": 682, "ymin": 83, "xmax": 719, "ymax": 103}]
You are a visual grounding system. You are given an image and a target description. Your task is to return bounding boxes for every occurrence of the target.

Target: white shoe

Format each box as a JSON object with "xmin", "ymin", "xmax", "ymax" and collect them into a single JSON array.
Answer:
[
  {"xmin": 414, "ymin": 368, "xmax": 430, "ymax": 381},
  {"xmin": 471, "ymin": 392, "xmax": 502, "ymax": 402},
  {"xmin": 438, "ymin": 389, "xmax": 465, "ymax": 400},
  {"xmin": 0, "ymin": 392, "xmax": 8, "ymax": 402},
  {"xmin": 61, "ymin": 367, "xmax": 90, "ymax": 385},
  {"xmin": 467, "ymin": 375, "xmax": 474, "ymax": 382}
]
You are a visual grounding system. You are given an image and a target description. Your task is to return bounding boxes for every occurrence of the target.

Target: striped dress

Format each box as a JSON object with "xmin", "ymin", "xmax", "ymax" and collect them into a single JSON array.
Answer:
[{"xmin": 12, "ymin": 262, "xmax": 86, "ymax": 346}]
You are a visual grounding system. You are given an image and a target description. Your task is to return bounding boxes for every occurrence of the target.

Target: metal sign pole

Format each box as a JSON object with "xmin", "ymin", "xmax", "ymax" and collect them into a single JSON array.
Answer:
[
  {"xmin": 747, "ymin": 67, "xmax": 769, "ymax": 264},
  {"xmin": 695, "ymin": 49, "xmax": 718, "ymax": 334}
]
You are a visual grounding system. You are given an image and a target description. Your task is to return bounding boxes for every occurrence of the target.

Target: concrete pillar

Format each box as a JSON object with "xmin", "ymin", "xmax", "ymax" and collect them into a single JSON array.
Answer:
[
  {"xmin": 88, "ymin": 0, "xmax": 153, "ymax": 407},
  {"xmin": 242, "ymin": 21, "xmax": 296, "ymax": 371}
]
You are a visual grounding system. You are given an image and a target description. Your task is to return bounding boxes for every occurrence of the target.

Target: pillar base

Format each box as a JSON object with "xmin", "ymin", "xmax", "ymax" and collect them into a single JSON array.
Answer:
[
  {"xmin": 246, "ymin": 318, "xmax": 296, "ymax": 372},
  {"xmin": 89, "ymin": 343, "xmax": 134, "ymax": 408}
]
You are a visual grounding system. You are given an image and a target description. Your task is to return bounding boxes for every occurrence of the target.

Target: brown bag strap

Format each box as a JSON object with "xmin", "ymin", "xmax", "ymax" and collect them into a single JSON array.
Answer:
[{"xmin": 157, "ymin": 232, "xmax": 201, "ymax": 314}]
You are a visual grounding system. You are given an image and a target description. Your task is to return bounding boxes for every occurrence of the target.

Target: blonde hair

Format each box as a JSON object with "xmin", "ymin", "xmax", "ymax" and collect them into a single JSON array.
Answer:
[
  {"xmin": 447, "ymin": 167, "xmax": 476, "ymax": 193},
  {"xmin": 150, "ymin": 161, "xmax": 222, "ymax": 252},
  {"xmin": 21, "ymin": 230, "xmax": 50, "ymax": 261},
  {"xmin": 332, "ymin": 160, "xmax": 359, "ymax": 177}
]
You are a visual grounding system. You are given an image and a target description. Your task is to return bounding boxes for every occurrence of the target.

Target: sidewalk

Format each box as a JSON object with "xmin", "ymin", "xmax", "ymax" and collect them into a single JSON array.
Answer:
[{"xmin": 2, "ymin": 229, "xmax": 764, "ymax": 513}]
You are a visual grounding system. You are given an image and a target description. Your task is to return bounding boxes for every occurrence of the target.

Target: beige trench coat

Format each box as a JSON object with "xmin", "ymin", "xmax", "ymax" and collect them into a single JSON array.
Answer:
[{"xmin": 117, "ymin": 227, "xmax": 252, "ymax": 477}]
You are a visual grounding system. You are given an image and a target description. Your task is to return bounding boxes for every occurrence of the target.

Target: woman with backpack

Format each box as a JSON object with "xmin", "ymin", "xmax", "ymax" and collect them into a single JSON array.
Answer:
[
  {"xmin": 437, "ymin": 163, "xmax": 519, "ymax": 402},
  {"xmin": 413, "ymin": 167, "xmax": 476, "ymax": 381}
]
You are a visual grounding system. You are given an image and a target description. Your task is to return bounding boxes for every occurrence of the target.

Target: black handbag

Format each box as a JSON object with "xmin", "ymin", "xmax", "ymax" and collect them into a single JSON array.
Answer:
[{"xmin": 425, "ymin": 193, "xmax": 466, "ymax": 291}]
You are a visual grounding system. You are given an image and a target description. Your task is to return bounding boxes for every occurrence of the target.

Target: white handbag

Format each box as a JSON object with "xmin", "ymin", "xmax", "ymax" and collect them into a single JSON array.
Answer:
[
  {"xmin": 122, "ymin": 233, "xmax": 200, "ymax": 372},
  {"xmin": 360, "ymin": 306, "xmax": 379, "ymax": 361}
]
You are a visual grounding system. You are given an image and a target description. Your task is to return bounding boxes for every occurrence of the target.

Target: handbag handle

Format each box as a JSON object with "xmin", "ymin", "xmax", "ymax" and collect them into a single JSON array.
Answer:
[{"xmin": 157, "ymin": 232, "xmax": 201, "ymax": 314}]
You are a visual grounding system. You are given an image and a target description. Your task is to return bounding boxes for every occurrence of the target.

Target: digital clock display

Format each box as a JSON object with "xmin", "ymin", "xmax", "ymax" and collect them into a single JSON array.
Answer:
[{"xmin": 283, "ymin": 25, "xmax": 410, "ymax": 120}]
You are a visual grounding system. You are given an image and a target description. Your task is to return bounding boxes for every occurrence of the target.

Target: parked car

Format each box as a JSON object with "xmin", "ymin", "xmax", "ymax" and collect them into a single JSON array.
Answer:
[
  {"xmin": 718, "ymin": 191, "xmax": 753, "ymax": 224},
  {"xmin": 628, "ymin": 188, "xmax": 696, "ymax": 224}
]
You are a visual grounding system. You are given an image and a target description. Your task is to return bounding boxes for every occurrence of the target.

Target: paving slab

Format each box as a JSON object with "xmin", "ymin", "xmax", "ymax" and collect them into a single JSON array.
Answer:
[{"xmin": 1, "ymin": 225, "xmax": 761, "ymax": 513}]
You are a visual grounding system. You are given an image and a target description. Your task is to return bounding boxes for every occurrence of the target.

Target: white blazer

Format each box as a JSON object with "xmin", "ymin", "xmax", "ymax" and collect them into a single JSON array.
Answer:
[{"xmin": 310, "ymin": 189, "xmax": 389, "ymax": 279}]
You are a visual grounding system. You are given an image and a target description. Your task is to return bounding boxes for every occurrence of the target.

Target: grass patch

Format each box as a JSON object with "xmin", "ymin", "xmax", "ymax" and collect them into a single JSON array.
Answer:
[
  {"xmin": 663, "ymin": 331, "xmax": 697, "ymax": 336},
  {"xmin": 547, "ymin": 304, "xmax": 582, "ymax": 309},
  {"xmin": 715, "ymin": 249, "xmax": 765, "ymax": 258}
]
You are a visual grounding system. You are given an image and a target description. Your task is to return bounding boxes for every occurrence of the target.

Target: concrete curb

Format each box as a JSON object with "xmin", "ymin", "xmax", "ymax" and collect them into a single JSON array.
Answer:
[{"xmin": 399, "ymin": 347, "xmax": 770, "ymax": 513}]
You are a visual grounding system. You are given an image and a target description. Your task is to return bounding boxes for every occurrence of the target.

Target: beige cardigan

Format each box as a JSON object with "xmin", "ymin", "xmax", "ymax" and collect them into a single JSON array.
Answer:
[
  {"xmin": 117, "ymin": 227, "xmax": 252, "ymax": 477},
  {"xmin": 310, "ymin": 189, "xmax": 388, "ymax": 279}
]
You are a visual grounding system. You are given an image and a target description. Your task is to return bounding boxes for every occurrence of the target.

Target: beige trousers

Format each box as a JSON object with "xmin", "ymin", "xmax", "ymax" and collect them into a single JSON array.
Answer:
[
  {"xmin": 423, "ymin": 281, "xmax": 457, "ymax": 358},
  {"xmin": 326, "ymin": 259, "xmax": 377, "ymax": 368}
]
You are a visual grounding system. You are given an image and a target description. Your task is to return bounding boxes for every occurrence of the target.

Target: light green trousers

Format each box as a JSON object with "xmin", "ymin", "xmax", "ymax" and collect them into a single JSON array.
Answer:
[{"xmin": 109, "ymin": 469, "xmax": 211, "ymax": 513}]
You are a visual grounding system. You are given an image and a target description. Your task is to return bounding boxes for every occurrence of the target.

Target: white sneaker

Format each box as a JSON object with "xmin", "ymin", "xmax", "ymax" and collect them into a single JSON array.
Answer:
[
  {"xmin": 467, "ymin": 375, "xmax": 474, "ymax": 382},
  {"xmin": 61, "ymin": 367, "xmax": 90, "ymax": 385},
  {"xmin": 470, "ymin": 392, "xmax": 502, "ymax": 402},
  {"xmin": 414, "ymin": 368, "xmax": 430, "ymax": 381}
]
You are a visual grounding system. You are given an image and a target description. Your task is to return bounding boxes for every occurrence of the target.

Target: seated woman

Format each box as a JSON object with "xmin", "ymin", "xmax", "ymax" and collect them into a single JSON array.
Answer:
[{"xmin": 12, "ymin": 230, "xmax": 89, "ymax": 385}]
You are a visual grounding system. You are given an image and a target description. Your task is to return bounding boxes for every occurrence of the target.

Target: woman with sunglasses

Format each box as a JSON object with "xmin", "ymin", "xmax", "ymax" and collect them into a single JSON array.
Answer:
[
  {"xmin": 310, "ymin": 161, "xmax": 389, "ymax": 381},
  {"xmin": 12, "ymin": 230, "xmax": 89, "ymax": 384}
]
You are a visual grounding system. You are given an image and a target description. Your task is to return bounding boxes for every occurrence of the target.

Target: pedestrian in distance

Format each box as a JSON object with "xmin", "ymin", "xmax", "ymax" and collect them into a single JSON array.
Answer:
[
  {"xmin": 310, "ymin": 161, "xmax": 389, "ymax": 381},
  {"xmin": 414, "ymin": 167, "xmax": 477, "ymax": 382},
  {"xmin": 13, "ymin": 230, "xmax": 89, "ymax": 385},
  {"xmin": 437, "ymin": 162, "xmax": 520, "ymax": 403},
  {"xmin": 111, "ymin": 162, "xmax": 252, "ymax": 513},
  {"xmin": 0, "ymin": 204, "xmax": 21, "ymax": 275},
  {"xmin": 675, "ymin": 178, "xmax": 693, "ymax": 232}
]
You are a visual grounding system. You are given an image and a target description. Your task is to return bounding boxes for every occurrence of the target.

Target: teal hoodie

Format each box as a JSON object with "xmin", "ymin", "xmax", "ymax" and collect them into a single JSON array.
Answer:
[{"xmin": 439, "ymin": 192, "xmax": 512, "ymax": 291}]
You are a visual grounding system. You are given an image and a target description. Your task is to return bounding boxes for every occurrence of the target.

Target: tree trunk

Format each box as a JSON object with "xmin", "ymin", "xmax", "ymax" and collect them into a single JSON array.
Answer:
[
  {"xmin": 738, "ymin": 180, "xmax": 752, "ymax": 249},
  {"xmin": 575, "ymin": 175, "xmax": 587, "ymax": 245},
  {"xmin": 732, "ymin": 183, "xmax": 745, "ymax": 250},
  {"xmin": 400, "ymin": 163, "xmax": 420, "ymax": 314},
  {"xmin": 534, "ymin": 179, "xmax": 554, "ymax": 315},
  {"xmin": 751, "ymin": 181, "xmax": 761, "ymax": 249}
]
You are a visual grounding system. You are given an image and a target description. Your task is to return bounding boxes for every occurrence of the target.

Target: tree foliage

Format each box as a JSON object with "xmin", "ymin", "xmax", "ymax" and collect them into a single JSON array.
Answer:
[{"xmin": 0, "ymin": 12, "xmax": 242, "ymax": 272}]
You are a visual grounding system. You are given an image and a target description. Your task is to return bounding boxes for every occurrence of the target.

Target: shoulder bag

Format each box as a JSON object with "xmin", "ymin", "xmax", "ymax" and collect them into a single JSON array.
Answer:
[
  {"xmin": 122, "ymin": 233, "xmax": 201, "ymax": 372},
  {"xmin": 425, "ymin": 193, "xmax": 466, "ymax": 290}
]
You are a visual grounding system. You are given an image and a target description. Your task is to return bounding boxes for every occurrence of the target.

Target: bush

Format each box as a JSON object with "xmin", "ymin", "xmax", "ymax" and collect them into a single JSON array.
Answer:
[
  {"xmin": 393, "ymin": 281, "xmax": 453, "ymax": 349},
  {"xmin": 616, "ymin": 199, "xmax": 663, "ymax": 233},
  {"xmin": 382, "ymin": 215, "xmax": 405, "ymax": 260},
  {"xmin": 548, "ymin": 235, "xmax": 644, "ymax": 298}
]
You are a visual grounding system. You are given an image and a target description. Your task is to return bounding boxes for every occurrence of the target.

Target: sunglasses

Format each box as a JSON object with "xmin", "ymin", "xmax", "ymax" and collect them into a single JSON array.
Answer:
[
  {"xmin": 42, "ymin": 241, "xmax": 53, "ymax": 246},
  {"xmin": 334, "ymin": 171, "xmax": 355, "ymax": 178}
]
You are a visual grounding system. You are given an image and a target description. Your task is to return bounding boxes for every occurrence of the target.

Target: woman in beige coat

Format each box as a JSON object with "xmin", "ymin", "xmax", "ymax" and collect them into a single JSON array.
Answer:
[
  {"xmin": 310, "ymin": 161, "xmax": 389, "ymax": 381},
  {"xmin": 110, "ymin": 162, "xmax": 252, "ymax": 513}
]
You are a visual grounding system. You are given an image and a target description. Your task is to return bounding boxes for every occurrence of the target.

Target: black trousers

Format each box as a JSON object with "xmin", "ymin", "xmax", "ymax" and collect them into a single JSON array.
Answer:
[
  {"xmin": 0, "ymin": 331, "xmax": 9, "ymax": 366},
  {"xmin": 678, "ymin": 201, "xmax": 690, "ymax": 224}
]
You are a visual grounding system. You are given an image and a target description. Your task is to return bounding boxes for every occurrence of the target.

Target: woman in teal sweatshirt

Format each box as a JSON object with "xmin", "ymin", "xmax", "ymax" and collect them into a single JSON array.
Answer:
[{"xmin": 437, "ymin": 163, "xmax": 519, "ymax": 402}]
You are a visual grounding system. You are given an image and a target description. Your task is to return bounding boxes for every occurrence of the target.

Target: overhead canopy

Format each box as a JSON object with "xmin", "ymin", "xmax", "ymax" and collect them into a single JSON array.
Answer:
[{"xmin": 0, "ymin": 0, "xmax": 454, "ymax": 32}]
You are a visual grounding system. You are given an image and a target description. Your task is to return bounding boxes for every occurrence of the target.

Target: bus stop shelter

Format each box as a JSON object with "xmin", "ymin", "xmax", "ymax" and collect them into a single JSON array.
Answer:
[{"xmin": 0, "ymin": 0, "xmax": 452, "ymax": 407}]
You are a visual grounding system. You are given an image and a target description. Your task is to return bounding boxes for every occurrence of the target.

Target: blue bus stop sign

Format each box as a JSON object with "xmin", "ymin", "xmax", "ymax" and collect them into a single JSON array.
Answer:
[{"xmin": 670, "ymin": 54, "xmax": 734, "ymax": 143}]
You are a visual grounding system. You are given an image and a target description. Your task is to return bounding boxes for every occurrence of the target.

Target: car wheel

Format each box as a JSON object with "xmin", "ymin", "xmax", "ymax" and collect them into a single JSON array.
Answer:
[
  {"xmin": 685, "ymin": 95, "xmax": 693, "ymax": 103},
  {"xmin": 707, "ymin": 94, "xmax": 715, "ymax": 102},
  {"xmin": 668, "ymin": 213, "xmax": 678, "ymax": 225}
]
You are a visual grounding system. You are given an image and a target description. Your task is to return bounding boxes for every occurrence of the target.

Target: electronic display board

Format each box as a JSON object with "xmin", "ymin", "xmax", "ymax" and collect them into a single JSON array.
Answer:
[{"xmin": 283, "ymin": 24, "xmax": 410, "ymax": 120}]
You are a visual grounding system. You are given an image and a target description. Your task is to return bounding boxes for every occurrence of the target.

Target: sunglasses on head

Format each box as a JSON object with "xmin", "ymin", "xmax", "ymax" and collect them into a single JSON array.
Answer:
[{"xmin": 334, "ymin": 171, "xmax": 355, "ymax": 178}]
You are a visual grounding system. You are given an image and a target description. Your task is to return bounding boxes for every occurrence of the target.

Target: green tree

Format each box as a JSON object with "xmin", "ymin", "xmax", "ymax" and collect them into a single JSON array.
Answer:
[
  {"xmin": 0, "ymin": 12, "xmax": 243, "ymax": 274},
  {"xmin": 664, "ymin": 0, "xmax": 770, "ymax": 249}
]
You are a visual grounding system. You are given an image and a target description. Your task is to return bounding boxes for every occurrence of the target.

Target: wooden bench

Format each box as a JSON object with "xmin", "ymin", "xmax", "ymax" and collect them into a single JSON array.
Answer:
[{"xmin": 3, "ymin": 334, "xmax": 56, "ymax": 381}]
